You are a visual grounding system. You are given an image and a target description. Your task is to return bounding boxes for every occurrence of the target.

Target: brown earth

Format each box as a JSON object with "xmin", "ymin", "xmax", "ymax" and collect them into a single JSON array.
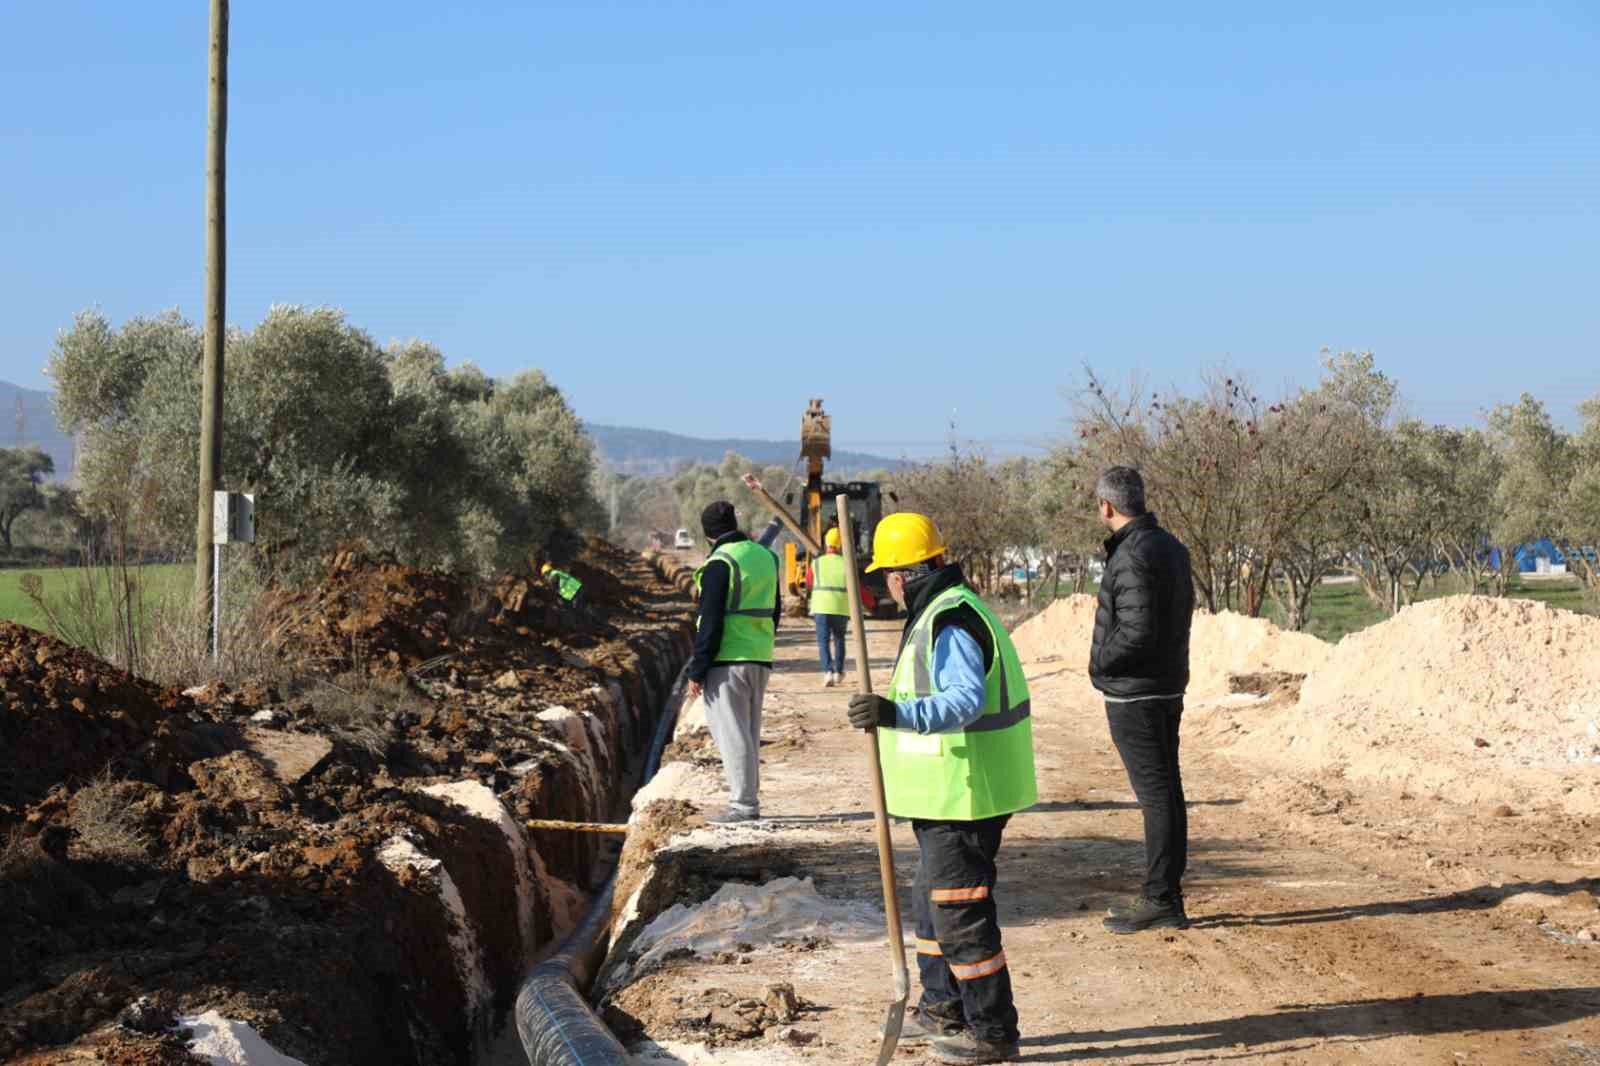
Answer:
[
  {"xmin": 0, "ymin": 623, "xmax": 199, "ymax": 825},
  {"xmin": 1, "ymin": 538, "xmax": 693, "ymax": 1065},
  {"xmin": 606, "ymin": 610, "xmax": 1600, "ymax": 1064}
]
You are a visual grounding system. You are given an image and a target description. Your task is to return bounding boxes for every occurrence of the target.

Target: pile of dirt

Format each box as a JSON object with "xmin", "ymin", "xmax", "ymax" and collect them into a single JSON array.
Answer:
[
  {"xmin": 270, "ymin": 547, "xmax": 492, "ymax": 673},
  {"xmin": 1226, "ymin": 596, "xmax": 1600, "ymax": 813},
  {"xmin": 0, "ymin": 622, "xmax": 203, "ymax": 826},
  {"xmin": 1009, "ymin": 594, "xmax": 1331, "ymax": 697},
  {"xmin": 1, "ymin": 545, "xmax": 695, "ymax": 1064}
]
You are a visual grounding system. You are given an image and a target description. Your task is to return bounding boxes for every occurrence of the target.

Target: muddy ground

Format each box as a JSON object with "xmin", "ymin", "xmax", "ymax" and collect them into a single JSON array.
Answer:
[
  {"xmin": 1, "ymin": 539, "xmax": 694, "ymax": 1065},
  {"xmin": 604, "ymin": 617, "xmax": 1600, "ymax": 1064}
]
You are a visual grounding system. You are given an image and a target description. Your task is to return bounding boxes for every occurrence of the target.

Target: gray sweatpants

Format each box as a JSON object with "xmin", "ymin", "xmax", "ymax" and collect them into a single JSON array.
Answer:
[{"xmin": 703, "ymin": 663, "xmax": 770, "ymax": 817}]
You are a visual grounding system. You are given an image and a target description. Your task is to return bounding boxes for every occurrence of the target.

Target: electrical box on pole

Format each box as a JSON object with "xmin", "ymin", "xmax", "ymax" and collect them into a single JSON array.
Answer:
[
  {"xmin": 210, "ymin": 491, "xmax": 254, "ymax": 659},
  {"xmin": 212, "ymin": 491, "xmax": 255, "ymax": 545}
]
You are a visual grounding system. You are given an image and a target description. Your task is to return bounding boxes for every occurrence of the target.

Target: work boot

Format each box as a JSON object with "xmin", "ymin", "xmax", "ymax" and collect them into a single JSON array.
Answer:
[
  {"xmin": 1103, "ymin": 895, "xmax": 1189, "ymax": 934},
  {"xmin": 1106, "ymin": 892, "xmax": 1183, "ymax": 918},
  {"xmin": 708, "ymin": 809, "xmax": 759, "ymax": 825},
  {"xmin": 929, "ymin": 1030, "xmax": 1020, "ymax": 1064},
  {"xmin": 882, "ymin": 1006, "xmax": 965, "ymax": 1047}
]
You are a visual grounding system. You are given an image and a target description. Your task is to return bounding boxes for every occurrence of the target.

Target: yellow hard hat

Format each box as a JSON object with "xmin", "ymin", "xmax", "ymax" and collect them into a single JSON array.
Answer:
[
  {"xmin": 540, "ymin": 563, "xmax": 553, "ymax": 575},
  {"xmin": 866, "ymin": 512, "xmax": 947, "ymax": 572},
  {"xmin": 824, "ymin": 527, "xmax": 841, "ymax": 549}
]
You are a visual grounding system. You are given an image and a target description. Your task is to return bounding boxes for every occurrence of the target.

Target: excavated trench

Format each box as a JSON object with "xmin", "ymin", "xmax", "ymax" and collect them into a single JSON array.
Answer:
[
  {"xmin": 0, "ymin": 549, "xmax": 701, "ymax": 1066},
  {"xmin": 403, "ymin": 635, "xmax": 691, "ymax": 1065}
]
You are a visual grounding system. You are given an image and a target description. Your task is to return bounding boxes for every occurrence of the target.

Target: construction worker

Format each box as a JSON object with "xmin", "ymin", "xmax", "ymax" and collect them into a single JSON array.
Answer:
[
  {"xmin": 1090, "ymin": 466, "xmax": 1196, "ymax": 934},
  {"xmin": 687, "ymin": 500, "xmax": 781, "ymax": 824},
  {"xmin": 540, "ymin": 562, "xmax": 586, "ymax": 612},
  {"xmin": 809, "ymin": 526, "xmax": 850, "ymax": 687},
  {"xmin": 844, "ymin": 512, "xmax": 1035, "ymax": 1065}
]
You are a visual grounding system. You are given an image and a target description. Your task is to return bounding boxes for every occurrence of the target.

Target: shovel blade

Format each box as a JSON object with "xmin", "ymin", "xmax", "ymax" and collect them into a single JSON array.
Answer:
[{"xmin": 875, "ymin": 994, "xmax": 909, "ymax": 1065}]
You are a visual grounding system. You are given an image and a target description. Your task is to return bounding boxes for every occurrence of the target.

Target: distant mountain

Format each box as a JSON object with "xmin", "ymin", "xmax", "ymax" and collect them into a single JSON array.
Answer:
[
  {"xmin": 0, "ymin": 384, "xmax": 905, "ymax": 484},
  {"xmin": 0, "ymin": 381, "xmax": 74, "ymax": 479},
  {"xmin": 587, "ymin": 423, "xmax": 904, "ymax": 478}
]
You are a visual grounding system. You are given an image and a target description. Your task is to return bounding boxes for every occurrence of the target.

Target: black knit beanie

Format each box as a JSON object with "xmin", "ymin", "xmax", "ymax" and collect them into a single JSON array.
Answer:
[{"xmin": 701, "ymin": 500, "xmax": 738, "ymax": 540}]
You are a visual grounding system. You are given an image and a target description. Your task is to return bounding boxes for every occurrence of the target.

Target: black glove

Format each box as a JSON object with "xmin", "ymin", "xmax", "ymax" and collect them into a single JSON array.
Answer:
[{"xmin": 847, "ymin": 693, "xmax": 898, "ymax": 731}]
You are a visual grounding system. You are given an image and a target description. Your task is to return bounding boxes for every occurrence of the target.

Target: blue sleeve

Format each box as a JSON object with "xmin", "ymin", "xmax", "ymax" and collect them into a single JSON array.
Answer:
[
  {"xmin": 894, "ymin": 626, "xmax": 987, "ymax": 735},
  {"xmin": 756, "ymin": 517, "xmax": 783, "ymax": 548}
]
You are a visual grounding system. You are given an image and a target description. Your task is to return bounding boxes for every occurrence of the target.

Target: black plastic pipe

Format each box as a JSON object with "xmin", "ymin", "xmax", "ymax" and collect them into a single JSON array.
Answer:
[{"xmin": 515, "ymin": 657, "xmax": 689, "ymax": 1066}]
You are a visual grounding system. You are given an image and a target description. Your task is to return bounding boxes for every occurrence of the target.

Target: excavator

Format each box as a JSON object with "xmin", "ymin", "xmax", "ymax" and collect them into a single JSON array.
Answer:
[{"xmin": 782, "ymin": 399, "xmax": 898, "ymax": 618}]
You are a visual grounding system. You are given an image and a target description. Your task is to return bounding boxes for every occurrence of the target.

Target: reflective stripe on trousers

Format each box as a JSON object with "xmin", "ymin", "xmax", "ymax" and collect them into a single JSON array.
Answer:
[{"xmin": 910, "ymin": 815, "xmax": 1019, "ymax": 1046}]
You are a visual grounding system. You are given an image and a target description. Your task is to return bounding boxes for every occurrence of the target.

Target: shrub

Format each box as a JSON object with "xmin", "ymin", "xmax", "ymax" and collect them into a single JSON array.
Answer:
[
  {"xmin": 309, "ymin": 666, "xmax": 418, "ymax": 756},
  {"xmin": 68, "ymin": 770, "xmax": 150, "ymax": 864}
]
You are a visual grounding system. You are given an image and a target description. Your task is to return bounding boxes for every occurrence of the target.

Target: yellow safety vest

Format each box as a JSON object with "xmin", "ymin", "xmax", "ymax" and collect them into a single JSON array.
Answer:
[
  {"xmin": 809, "ymin": 553, "xmax": 850, "ymax": 616},
  {"xmin": 880, "ymin": 585, "xmax": 1037, "ymax": 820}
]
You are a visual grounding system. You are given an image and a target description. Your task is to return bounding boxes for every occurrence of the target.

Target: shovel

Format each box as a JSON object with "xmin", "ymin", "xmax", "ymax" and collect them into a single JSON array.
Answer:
[
  {"xmin": 742, "ymin": 472, "xmax": 824, "ymax": 556},
  {"xmin": 835, "ymin": 493, "xmax": 909, "ymax": 1064}
]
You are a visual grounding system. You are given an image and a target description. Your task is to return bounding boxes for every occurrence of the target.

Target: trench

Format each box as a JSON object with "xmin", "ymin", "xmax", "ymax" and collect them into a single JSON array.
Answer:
[{"xmin": 442, "ymin": 551, "xmax": 699, "ymax": 1066}]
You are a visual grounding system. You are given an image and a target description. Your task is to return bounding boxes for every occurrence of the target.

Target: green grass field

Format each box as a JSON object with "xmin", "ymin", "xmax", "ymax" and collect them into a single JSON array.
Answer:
[
  {"xmin": 1261, "ymin": 573, "xmax": 1593, "ymax": 643},
  {"xmin": 0, "ymin": 564, "xmax": 190, "ymax": 634}
]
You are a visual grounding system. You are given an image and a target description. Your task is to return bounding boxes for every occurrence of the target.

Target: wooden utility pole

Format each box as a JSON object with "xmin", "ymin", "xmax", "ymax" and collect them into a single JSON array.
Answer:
[{"xmin": 194, "ymin": 0, "xmax": 228, "ymax": 621}]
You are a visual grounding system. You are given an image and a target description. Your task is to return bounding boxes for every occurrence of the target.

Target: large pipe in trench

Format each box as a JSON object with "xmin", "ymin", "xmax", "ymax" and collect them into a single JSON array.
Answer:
[{"xmin": 514, "ymin": 659, "xmax": 689, "ymax": 1065}]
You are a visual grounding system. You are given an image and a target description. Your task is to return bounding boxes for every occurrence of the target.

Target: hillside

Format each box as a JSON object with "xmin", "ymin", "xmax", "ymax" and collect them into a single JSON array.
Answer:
[
  {"xmin": 0, "ymin": 382, "xmax": 903, "ymax": 483},
  {"xmin": 586, "ymin": 423, "xmax": 903, "ymax": 477},
  {"xmin": 0, "ymin": 380, "xmax": 74, "ymax": 478}
]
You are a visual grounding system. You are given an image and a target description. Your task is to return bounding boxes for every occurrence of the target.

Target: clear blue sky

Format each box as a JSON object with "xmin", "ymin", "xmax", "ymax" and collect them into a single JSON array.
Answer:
[{"xmin": 4, "ymin": 3, "xmax": 1597, "ymax": 458}]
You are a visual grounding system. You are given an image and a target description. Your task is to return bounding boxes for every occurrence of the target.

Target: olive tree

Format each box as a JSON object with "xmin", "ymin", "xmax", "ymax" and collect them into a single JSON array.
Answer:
[
  {"xmin": 48, "ymin": 306, "xmax": 601, "ymax": 581},
  {"xmin": 670, "ymin": 452, "xmax": 791, "ymax": 535},
  {"xmin": 0, "ymin": 447, "xmax": 55, "ymax": 551},
  {"xmin": 1566, "ymin": 396, "xmax": 1600, "ymax": 594}
]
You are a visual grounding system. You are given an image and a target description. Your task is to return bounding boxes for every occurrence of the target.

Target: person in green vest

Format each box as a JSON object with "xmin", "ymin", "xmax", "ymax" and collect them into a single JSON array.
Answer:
[
  {"xmin": 844, "ymin": 511, "xmax": 1036, "ymax": 1065},
  {"xmin": 687, "ymin": 500, "xmax": 781, "ymax": 824},
  {"xmin": 540, "ymin": 562, "xmax": 586, "ymax": 612},
  {"xmin": 809, "ymin": 526, "xmax": 851, "ymax": 688}
]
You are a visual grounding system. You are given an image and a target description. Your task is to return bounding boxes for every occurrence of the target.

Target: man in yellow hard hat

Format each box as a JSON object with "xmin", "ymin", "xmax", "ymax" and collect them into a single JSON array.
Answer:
[
  {"xmin": 541, "ymin": 562, "xmax": 586, "ymax": 612},
  {"xmin": 844, "ymin": 512, "xmax": 1036, "ymax": 1065},
  {"xmin": 808, "ymin": 526, "xmax": 851, "ymax": 687}
]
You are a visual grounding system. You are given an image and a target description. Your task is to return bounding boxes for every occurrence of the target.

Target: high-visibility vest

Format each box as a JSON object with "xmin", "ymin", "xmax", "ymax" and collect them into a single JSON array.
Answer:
[
  {"xmin": 550, "ymin": 570, "xmax": 582, "ymax": 602},
  {"xmin": 694, "ymin": 539, "xmax": 778, "ymax": 663},
  {"xmin": 809, "ymin": 553, "xmax": 850, "ymax": 617},
  {"xmin": 880, "ymin": 585, "xmax": 1037, "ymax": 820}
]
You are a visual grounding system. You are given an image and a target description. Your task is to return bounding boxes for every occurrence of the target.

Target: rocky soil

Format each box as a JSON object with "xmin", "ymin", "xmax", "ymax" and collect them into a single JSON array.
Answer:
[{"xmin": 1, "ymin": 539, "xmax": 693, "ymax": 1065}]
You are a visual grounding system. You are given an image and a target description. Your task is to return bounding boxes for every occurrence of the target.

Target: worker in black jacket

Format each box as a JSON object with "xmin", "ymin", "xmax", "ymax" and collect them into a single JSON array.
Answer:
[
  {"xmin": 687, "ymin": 501, "xmax": 782, "ymax": 824},
  {"xmin": 1088, "ymin": 466, "xmax": 1196, "ymax": 934}
]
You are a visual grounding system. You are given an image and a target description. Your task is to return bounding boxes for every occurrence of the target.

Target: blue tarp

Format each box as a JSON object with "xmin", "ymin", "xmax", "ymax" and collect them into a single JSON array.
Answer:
[{"xmin": 1488, "ymin": 539, "xmax": 1566, "ymax": 572}]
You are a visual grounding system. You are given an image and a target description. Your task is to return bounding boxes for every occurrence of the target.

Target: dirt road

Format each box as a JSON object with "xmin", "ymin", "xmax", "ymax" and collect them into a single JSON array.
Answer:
[{"xmin": 616, "ymin": 617, "xmax": 1600, "ymax": 1064}]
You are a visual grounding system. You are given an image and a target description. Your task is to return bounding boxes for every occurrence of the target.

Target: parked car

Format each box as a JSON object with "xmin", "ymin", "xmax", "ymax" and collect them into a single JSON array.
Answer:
[{"xmin": 673, "ymin": 528, "xmax": 694, "ymax": 550}]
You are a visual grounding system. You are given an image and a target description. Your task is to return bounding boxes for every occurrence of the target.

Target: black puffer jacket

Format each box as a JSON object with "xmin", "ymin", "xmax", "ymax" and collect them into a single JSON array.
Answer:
[{"xmin": 1089, "ymin": 513, "xmax": 1195, "ymax": 699}]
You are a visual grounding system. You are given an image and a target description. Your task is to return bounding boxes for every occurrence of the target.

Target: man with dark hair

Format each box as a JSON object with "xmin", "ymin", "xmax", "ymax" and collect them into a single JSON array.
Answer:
[
  {"xmin": 1090, "ymin": 465, "xmax": 1196, "ymax": 933},
  {"xmin": 688, "ymin": 500, "xmax": 781, "ymax": 824}
]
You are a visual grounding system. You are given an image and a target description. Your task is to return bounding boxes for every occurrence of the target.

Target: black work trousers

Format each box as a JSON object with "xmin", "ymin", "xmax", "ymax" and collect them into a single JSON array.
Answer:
[
  {"xmin": 1105, "ymin": 697, "xmax": 1187, "ymax": 901},
  {"xmin": 910, "ymin": 815, "xmax": 1019, "ymax": 1045}
]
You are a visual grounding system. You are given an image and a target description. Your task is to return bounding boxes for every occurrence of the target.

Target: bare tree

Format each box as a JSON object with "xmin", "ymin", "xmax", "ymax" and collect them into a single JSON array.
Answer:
[{"xmin": 895, "ymin": 444, "xmax": 1013, "ymax": 591}]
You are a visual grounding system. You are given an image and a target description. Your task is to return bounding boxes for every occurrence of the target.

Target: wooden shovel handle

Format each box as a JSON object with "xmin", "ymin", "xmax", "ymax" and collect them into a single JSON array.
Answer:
[{"xmin": 835, "ymin": 494, "xmax": 910, "ymax": 999}]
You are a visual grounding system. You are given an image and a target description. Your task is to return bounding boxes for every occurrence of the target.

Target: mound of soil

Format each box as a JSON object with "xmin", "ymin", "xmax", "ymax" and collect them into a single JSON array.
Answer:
[
  {"xmin": 0, "ymin": 623, "xmax": 197, "ymax": 827},
  {"xmin": 1, "ymin": 544, "xmax": 695, "ymax": 1065},
  {"xmin": 271, "ymin": 548, "xmax": 469, "ymax": 671},
  {"xmin": 1009, "ymin": 594, "xmax": 1331, "ymax": 697},
  {"xmin": 1227, "ymin": 596, "xmax": 1600, "ymax": 813},
  {"xmin": 1300, "ymin": 595, "xmax": 1600, "ymax": 726}
]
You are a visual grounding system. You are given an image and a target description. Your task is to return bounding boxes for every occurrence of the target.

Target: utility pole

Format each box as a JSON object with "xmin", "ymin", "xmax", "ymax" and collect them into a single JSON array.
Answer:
[{"xmin": 194, "ymin": 0, "xmax": 228, "ymax": 625}]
